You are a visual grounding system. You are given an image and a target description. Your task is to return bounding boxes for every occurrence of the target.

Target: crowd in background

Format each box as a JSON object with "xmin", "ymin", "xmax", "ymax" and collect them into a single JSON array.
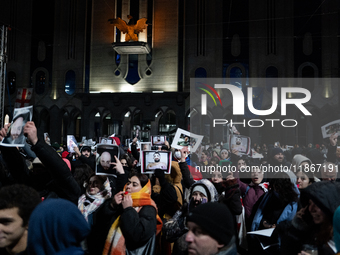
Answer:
[{"xmin": 0, "ymin": 121, "xmax": 340, "ymax": 255}]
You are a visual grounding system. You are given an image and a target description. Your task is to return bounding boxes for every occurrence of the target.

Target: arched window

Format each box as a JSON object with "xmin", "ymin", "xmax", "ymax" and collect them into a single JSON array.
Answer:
[
  {"xmin": 65, "ymin": 70, "xmax": 76, "ymax": 95},
  {"xmin": 301, "ymin": 66, "xmax": 314, "ymax": 91},
  {"xmin": 125, "ymin": 54, "xmax": 140, "ymax": 85},
  {"xmin": 36, "ymin": 71, "xmax": 46, "ymax": 94},
  {"xmin": 7, "ymin": 71, "xmax": 16, "ymax": 95},
  {"xmin": 195, "ymin": 67, "xmax": 207, "ymax": 78},
  {"xmin": 302, "ymin": 66, "xmax": 314, "ymax": 78},
  {"xmin": 158, "ymin": 111, "xmax": 177, "ymax": 140},
  {"xmin": 230, "ymin": 67, "xmax": 243, "ymax": 88},
  {"xmin": 265, "ymin": 66, "xmax": 278, "ymax": 92}
]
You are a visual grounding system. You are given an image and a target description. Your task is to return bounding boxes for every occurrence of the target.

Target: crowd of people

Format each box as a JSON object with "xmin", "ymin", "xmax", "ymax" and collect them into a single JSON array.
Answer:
[{"xmin": 0, "ymin": 120, "xmax": 339, "ymax": 255}]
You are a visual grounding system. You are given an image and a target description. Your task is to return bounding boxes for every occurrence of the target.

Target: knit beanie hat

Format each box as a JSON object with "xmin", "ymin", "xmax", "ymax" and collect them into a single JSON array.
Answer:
[
  {"xmin": 305, "ymin": 181, "xmax": 340, "ymax": 222},
  {"xmin": 192, "ymin": 185, "xmax": 208, "ymax": 198},
  {"xmin": 271, "ymin": 147, "xmax": 283, "ymax": 157},
  {"xmin": 187, "ymin": 202, "xmax": 234, "ymax": 245},
  {"xmin": 52, "ymin": 142, "xmax": 60, "ymax": 150},
  {"xmin": 62, "ymin": 151, "xmax": 69, "ymax": 158},
  {"xmin": 333, "ymin": 206, "xmax": 340, "ymax": 252},
  {"xmin": 81, "ymin": 146, "xmax": 91, "ymax": 152},
  {"xmin": 112, "ymin": 137, "xmax": 121, "ymax": 146}
]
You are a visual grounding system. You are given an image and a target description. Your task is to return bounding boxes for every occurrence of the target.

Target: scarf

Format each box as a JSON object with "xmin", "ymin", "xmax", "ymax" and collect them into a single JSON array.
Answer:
[
  {"xmin": 249, "ymin": 181, "xmax": 269, "ymax": 193},
  {"xmin": 78, "ymin": 179, "xmax": 112, "ymax": 222},
  {"xmin": 102, "ymin": 180, "xmax": 163, "ymax": 255}
]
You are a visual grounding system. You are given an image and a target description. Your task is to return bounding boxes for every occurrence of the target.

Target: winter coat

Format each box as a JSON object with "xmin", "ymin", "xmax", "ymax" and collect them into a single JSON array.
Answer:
[
  {"xmin": 152, "ymin": 161, "xmax": 183, "ymax": 218},
  {"xmin": 237, "ymin": 179, "xmax": 268, "ymax": 221},
  {"xmin": 276, "ymin": 181, "xmax": 340, "ymax": 255},
  {"xmin": 27, "ymin": 198, "xmax": 90, "ymax": 255},
  {"xmin": 1, "ymin": 139, "xmax": 80, "ymax": 204},
  {"xmin": 163, "ymin": 179, "xmax": 219, "ymax": 255},
  {"xmin": 251, "ymin": 188, "xmax": 299, "ymax": 232}
]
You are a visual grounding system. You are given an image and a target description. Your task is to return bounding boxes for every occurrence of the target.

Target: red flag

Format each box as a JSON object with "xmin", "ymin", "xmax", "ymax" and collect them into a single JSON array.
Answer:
[{"xmin": 15, "ymin": 88, "xmax": 33, "ymax": 108}]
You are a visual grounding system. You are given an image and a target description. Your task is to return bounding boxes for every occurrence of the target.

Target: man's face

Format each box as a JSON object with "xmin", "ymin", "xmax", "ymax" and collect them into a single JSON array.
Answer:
[
  {"xmin": 274, "ymin": 153, "xmax": 284, "ymax": 163},
  {"xmin": 336, "ymin": 148, "xmax": 340, "ymax": 158},
  {"xmin": 153, "ymin": 153, "xmax": 161, "ymax": 162},
  {"xmin": 236, "ymin": 138, "xmax": 241, "ymax": 145},
  {"xmin": 10, "ymin": 117, "xmax": 23, "ymax": 141},
  {"xmin": 185, "ymin": 222, "xmax": 223, "ymax": 255},
  {"xmin": 321, "ymin": 163, "xmax": 337, "ymax": 181},
  {"xmin": 237, "ymin": 159, "xmax": 246, "ymax": 170},
  {"xmin": 191, "ymin": 191, "xmax": 207, "ymax": 207},
  {"xmin": 100, "ymin": 152, "xmax": 111, "ymax": 171},
  {"xmin": 82, "ymin": 149, "xmax": 91, "ymax": 158},
  {"xmin": 0, "ymin": 207, "xmax": 27, "ymax": 250}
]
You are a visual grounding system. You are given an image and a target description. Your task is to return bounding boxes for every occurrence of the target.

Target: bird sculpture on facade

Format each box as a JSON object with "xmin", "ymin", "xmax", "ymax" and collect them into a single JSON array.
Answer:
[{"xmin": 108, "ymin": 15, "xmax": 148, "ymax": 42}]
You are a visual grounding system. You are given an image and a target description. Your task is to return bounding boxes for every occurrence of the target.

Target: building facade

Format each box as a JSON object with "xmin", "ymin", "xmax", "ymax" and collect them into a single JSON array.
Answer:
[{"xmin": 0, "ymin": 0, "xmax": 339, "ymax": 146}]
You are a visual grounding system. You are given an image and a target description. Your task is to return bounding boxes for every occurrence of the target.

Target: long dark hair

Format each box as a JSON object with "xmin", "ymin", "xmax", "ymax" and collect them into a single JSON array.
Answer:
[
  {"xmin": 130, "ymin": 172, "xmax": 149, "ymax": 187},
  {"xmin": 269, "ymin": 172, "xmax": 299, "ymax": 204},
  {"xmin": 85, "ymin": 174, "xmax": 108, "ymax": 196},
  {"xmin": 73, "ymin": 164, "xmax": 94, "ymax": 194}
]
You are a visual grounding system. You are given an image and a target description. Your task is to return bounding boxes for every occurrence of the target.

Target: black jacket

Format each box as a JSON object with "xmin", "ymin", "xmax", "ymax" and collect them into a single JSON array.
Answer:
[
  {"xmin": 1, "ymin": 139, "xmax": 80, "ymax": 204},
  {"xmin": 31, "ymin": 139, "xmax": 81, "ymax": 204},
  {"xmin": 87, "ymin": 200, "xmax": 157, "ymax": 254}
]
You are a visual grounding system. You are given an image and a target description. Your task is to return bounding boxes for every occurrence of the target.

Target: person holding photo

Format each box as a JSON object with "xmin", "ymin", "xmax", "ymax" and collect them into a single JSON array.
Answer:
[
  {"xmin": 146, "ymin": 152, "xmax": 167, "ymax": 170},
  {"xmin": 96, "ymin": 151, "xmax": 120, "ymax": 175},
  {"xmin": 2, "ymin": 113, "xmax": 29, "ymax": 145},
  {"xmin": 231, "ymin": 137, "xmax": 246, "ymax": 152},
  {"xmin": 178, "ymin": 136, "xmax": 190, "ymax": 146},
  {"xmin": 153, "ymin": 136, "xmax": 164, "ymax": 145}
]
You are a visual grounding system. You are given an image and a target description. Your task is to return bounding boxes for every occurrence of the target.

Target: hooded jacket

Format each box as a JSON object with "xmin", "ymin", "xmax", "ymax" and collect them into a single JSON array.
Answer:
[
  {"xmin": 163, "ymin": 179, "xmax": 219, "ymax": 254},
  {"xmin": 305, "ymin": 181, "xmax": 340, "ymax": 221},
  {"xmin": 152, "ymin": 161, "xmax": 183, "ymax": 218},
  {"xmin": 291, "ymin": 154, "xmax": 312, "ymax": 171},
  {"xmin": 27, "ymin": 198, "xmax": 90, "ymax": 255},
  {"xmin": 276, "ymin": 182, "xmax": 340, "ymax": 255}
]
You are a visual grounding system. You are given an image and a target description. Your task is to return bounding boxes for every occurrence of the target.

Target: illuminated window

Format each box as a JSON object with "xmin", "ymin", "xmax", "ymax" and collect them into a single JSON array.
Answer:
[
  {"xmin": 65, "ymin": 70, "xmax": 76, "ymax": 95},
  {"xmin": 36, "ymin": 71, "xmax": 46, "ymax": 94}
]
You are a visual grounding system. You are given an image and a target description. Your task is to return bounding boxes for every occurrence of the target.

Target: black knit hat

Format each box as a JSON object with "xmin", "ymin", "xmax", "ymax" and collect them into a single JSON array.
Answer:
[
  {"xmin": 81, "ymin": 146, "xmax": 91, "ymax": 152},
  {"xmin": 271, "ymin": 147, "xmax": 283, "ymax": 157},
  {"xmin": 305, "ymin": 181, "xmax": 340, "ymax": 222},
  {"xmin": 186, "ymin": 202, "xmax": 234, "ymax": 245}
]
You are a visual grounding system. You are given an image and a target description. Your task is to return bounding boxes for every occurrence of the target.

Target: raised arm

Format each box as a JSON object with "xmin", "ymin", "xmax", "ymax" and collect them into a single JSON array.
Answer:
[{"xmin": 24, "ymin": 121, "xmax": 81, "ymax": 203}]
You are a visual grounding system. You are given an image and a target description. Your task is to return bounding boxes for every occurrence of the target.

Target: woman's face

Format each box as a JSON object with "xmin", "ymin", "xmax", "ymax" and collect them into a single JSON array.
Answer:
[
  {"xmin": 88, "ymin": 176, "xmax": 103, "ymax": 195},
  {"xmin": 201, "ymin": 152, "xmax": 207, "ymax": 161},
  {"xmin": 211, "ymin": 171, "xmax": 223, "ymax": 183},
  {"xmin": 120, "ymin": 159, "xmax": 128, "ymax": 167},
  {"xmin": 251, "ymin": 167, "xmax": 264, "ymax": 184},
  {"xmin": 296, "ymin": 171, "xmax": 310, "ymax": 189},
  {"xmin": 212, "ymin": 151, "xmax": 218, "ymax": 157},
  {"xmin": 220, "ymin": 150, "xmax": 229, "ymax": 160},
  {"xmin": 309, "ymin": 199, "xmax": 326, "ymax": 224},
  {"xmin": 126, "ymin": 176, "xmax": 142, "ymax": 193}
]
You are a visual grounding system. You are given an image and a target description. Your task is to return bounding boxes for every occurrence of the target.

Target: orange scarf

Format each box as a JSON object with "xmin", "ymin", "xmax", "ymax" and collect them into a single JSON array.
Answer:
[{"xmin": 102, "ymin": 180, "xmax": 163, "ymax": 255}]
